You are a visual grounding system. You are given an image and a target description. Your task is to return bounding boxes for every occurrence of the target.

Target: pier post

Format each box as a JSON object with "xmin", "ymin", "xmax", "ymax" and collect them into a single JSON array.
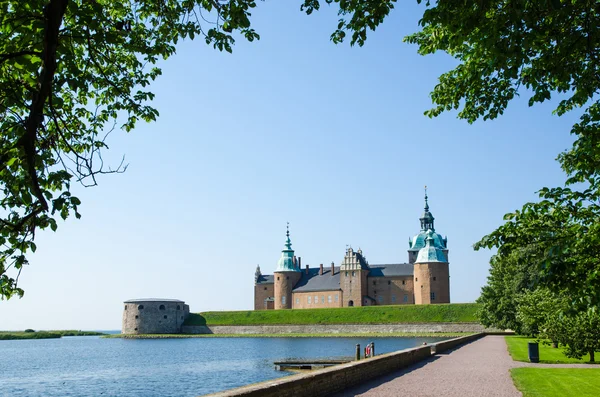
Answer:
[
  {"xmin": 371, "ymin": 342, "xmax": 375, "ymax": 357},
  {"xmin": 355, "ymin": 344, "xmax": 360, "ymax": 360}
]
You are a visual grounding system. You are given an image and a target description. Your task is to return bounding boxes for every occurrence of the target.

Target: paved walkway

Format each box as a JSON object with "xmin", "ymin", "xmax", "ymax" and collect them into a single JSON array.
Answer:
[{"xmin": 335, "ymin": 335, "xmax": 522, "ymax": 397}]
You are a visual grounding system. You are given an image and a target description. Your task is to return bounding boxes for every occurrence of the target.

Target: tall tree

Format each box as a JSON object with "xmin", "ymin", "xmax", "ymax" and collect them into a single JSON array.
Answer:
[{"xmin": 0, "ymin": 0, "xmax": 259, "ymax": 299}]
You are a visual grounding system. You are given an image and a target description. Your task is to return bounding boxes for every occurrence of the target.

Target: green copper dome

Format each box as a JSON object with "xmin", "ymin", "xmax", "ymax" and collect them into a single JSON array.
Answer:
[
  {"xmin": 415, "ymin": 230, "xmax": 448, "ymax": 263},
  {"xmin": 409, "ymin": 230, "xmax": 447, "ymax": 251},
  {"xmin": 275, "ymin": 226, "xmax": 300, "ymax": 272}
]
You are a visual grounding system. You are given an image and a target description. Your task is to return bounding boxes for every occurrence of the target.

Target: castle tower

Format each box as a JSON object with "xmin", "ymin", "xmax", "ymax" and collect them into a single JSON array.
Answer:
[
  {"xmin": 413, "ymin": 230, "xmax": 450, "ymax": 304},
  {"xmin": 339, "ymin": 247, "xmax": 370, "ymax": 307},
  {"xmin": 408, "ymin": 187, "xmax": 448, "ymax": 263},
  {"xmin": 274, "ymin": 225, "xmax": 301, "ymax": 309}
]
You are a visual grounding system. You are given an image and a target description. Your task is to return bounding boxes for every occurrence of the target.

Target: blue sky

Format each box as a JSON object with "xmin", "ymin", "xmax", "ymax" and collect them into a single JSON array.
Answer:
[{"xmin": 1, "ymin": 2, "xmax": 580, "ymax": 330}]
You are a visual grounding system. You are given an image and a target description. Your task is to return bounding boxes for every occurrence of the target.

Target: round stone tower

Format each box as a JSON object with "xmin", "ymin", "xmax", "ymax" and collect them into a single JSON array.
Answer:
[
  {"xmin": 274, "ymin": 226, "xmax": 301, "ymax": 309},
  {"xmin": 122, "ymin": 298, "xmax": 189, "ymax": 334},
  {"xmin": 413, "ymin": 231, "xmax": 450, "ymax": 304}
]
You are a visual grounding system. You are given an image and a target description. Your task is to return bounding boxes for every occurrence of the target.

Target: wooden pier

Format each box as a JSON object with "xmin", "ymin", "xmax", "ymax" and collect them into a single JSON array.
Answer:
[{"xmin": 274, "ymin": 359, "xmax": 351, "ymax": 371}]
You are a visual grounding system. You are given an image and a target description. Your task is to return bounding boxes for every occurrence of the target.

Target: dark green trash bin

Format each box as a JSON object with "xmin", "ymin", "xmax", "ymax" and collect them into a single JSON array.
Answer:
[{"xmin": 528, "ymin": 342, "xmax": 539, "ymax": 363}]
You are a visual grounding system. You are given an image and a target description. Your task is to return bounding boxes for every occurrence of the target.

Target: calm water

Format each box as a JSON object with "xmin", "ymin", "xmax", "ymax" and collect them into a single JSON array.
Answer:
[{"xmin": 0, "ymin": 335, "xmax": 446, "ymax": 396}]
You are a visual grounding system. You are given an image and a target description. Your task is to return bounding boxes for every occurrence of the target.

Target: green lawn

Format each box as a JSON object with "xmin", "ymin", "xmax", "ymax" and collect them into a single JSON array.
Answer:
[
  {"xmin": 511, "ymin": 368, "xmax": 600, "ymax": 397},
  {"xmin": 184, "ymin": 303, "xmax": 479, "ymax": 326},
  {"xmin": 505, "ymin": 336, "xmax": 599, "ymax": 364}
]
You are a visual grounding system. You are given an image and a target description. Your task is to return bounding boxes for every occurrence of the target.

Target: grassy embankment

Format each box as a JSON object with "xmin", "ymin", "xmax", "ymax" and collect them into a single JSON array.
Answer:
[
  {"xmin": 184, "ymin": 303, "xmax": 479, "ymax": 326},
  {"xmin": 511, "ymin": 368, "xmax": 600, "ymax": 397},
  {"xmin": 0, "ymin": 330, "xmax": 105, "ymax": 340},
  {"xmin": 505, "ymin": 336, "xmax": 599, "ymax": 364}
]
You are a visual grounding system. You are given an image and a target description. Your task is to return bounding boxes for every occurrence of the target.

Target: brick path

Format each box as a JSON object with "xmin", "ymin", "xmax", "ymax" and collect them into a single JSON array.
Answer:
[{"xmin": 334, "ymin": 335, "xmax": 522, "ymax": 397}]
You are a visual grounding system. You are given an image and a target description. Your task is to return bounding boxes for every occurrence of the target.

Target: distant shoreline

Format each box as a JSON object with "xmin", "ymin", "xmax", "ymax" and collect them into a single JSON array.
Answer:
[{"xmin": 0, "ymin": 330, "xmax": 106, "ymax": 340}]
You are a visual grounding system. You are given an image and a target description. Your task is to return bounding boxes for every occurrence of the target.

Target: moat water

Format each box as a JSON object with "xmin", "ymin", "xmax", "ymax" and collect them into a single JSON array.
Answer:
[{"xmin": 0, "ymin": 334, "xmax": 447, "ymax": 396}]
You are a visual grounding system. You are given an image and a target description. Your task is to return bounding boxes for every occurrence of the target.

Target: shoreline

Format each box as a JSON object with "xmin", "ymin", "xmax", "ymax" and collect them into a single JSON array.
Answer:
[{"xmin": 104, "ymin": 332, "xmax": 472, "ymax": 339}]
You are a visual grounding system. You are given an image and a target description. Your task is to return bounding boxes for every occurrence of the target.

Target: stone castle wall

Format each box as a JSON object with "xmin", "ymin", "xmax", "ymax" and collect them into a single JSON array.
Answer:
[
  {"xmin": 182, "ymin": 322, "xmax": 490, "ymax": 335},
  {"xmin": 254, "ymin": 283, "xmax": 274, "ymax": 310},
  {"xmin": 292, "ymin": 290, "xmax": 342, "ymax": 309},
  {"xmin": 122, "ymin": 300, "xmax": 189, "ymax": 334},
  {"xmin": 340, "ymin": 269, "xmax": 368, "ymax": 307},
  {"xmin": 367, "ymin": 276, "xmax": 414, "ymax": 305}
]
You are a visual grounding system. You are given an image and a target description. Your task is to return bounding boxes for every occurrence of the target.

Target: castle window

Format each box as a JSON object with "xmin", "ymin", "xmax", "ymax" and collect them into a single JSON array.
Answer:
[
  {"xmin": 135, "ymin": 315, "xmax": 139, "ymax": 319},
  {"xmin": 159, "ymin": 305, "xmax": 166, "ymax": 310},
  {"xmin": 431, "ymin": 292, "xmax": 436, "ymax": 301},
  {"xmin": 392, "ymin": 295, "xmax": 397, "ymax": 303},
  {"xmin": 314, "ymin": 295, "xmax": 318, "ymax": 304},
  {"xmin": 402, "ymin": 280, "xmax": 406, "ymax": 285},
  {"xmin": 388, "ymin": 280, "xmax": 391, "ymax": 285},
  {"xmin": 124, "ymin": 305, "xmax": 127, "ymax": 310},
  {"xmin": 378, "ymin": 296, "xmax": 383, "ymax": 303},
  {"xmin": 415, "ymin": 278, "xmax": 418, "ymax": 282},
  {"xmin": 138, "ymin": 305, "xmax": 144, "ymax": 310},
  {"xmin": 335, "ymin": 295, "xmax": 339, "ymax": 302},
  {"xmin": 282, "ymin": 296, "xmax": 286, "ymax": 305},
  {"xmin": 286, "ymin": 276, "xmax": 289, "ymax": 280},
  {"xmin": 328, "ymin": 295, "xmax": 332, "ymax": 303},
  {"xmin": 181, "ymin": 316, "xmax": 184, "ymax": 320},
  {"xmin": 352, "ymin": 271, "xmax": 355, "ymax": 277},
  {"xmin": 345, "ymin": 272, "xmax": 348, "ymax": 277},
  {"xmin": 134, "ymin": 328, "xmax": 138, "ymax": 331},
  {"xmin": 321, "ymin": 296, "xmax": 325, "ymax": 303},
  {"xmin": 177, "ymin": 305, "xmax": 181, "ymax": 310},
  {"xmin": 403, "ymin": 295, "xmax": 408, "ymax": 302},
  {"xmin": 373, "ymin": 281, "xmax": 376, "ymax": 286},
  {"xmin": 296, "ymin": 298, "xmax": 300, "ymax": 304},
  {"xmin": 308, "ymin": 296, "xmax": 312, "ymax": 304},
  {"xmin": 164, "ymin": 315, "xmax": 167, "ymax": 319},
  {"xmin": 277, "ymin": 277, "xmax": 280, "ymax": 280},
  {"xmin": 264, "ymin": 287, "xmax": 267, "ymax": 290},
  {"xmin": 433, "ymin": 277, "xmax": 437, "ymax": 281}
]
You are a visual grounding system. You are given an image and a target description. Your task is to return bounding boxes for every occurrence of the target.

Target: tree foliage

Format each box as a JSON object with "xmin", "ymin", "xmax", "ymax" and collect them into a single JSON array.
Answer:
[
  {"xmin": 0, "ymin": 0, "xmax": 260, "ymax": 299},
  {"xmin": 555, "ymin": 309, "xmax": 600, "ymax": 363}
]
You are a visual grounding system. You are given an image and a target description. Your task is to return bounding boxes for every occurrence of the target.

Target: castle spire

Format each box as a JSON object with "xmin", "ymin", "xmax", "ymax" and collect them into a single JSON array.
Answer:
[
  {"xmin": 285, "ymin": 222, "xmax": 292, "ymax": 250},
  {"xmin": 275, "ymin": 223, "xmax": 299, "ymax": 272},
  {"xmin": 419, "ymin": 186, "xmax": 435, "ymax": 231}
]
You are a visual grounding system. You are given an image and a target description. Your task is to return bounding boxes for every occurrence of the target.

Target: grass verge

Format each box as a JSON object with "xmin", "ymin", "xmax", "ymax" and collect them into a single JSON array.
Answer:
[
  {"xmin": 104, "ymin": 332, "xmax": 472, "ymax": 339},
  {"xmin": 511, "ymin": 368, "xmax": 600, "ymax": 397},
  {"xmin": 505, "ymin": 336, "xmax": 599, "ymax": 364},
  {"xmin": 184, "ymin": 303, "xmax": 479, "ymax": 326}
]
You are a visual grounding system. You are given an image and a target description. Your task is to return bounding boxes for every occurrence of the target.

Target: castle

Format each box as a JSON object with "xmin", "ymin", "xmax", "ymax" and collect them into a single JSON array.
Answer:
[{"xmin": 254, "ymin": 190, "xmax": 450, "ymax": 310}]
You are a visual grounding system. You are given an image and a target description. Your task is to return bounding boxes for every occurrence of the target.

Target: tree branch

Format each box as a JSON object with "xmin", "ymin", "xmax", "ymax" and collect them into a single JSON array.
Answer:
[{"xmin": 20, "ymin": 0, "xmax": 69, "ymax": 212}]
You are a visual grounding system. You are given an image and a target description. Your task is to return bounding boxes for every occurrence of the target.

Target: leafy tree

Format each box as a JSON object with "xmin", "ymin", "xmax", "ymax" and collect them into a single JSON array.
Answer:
[
  {"xmin": 516, "ymin": 288, "xmax": 566, "ymax": 339},
  {"xmin": 0, "ymin": 0, "xmax": 260, "ymax": 299},
  {"xmin": 554, "ymin": 309, "xmax": 600, "ymax": 363},
  {"xmin": 476, "ymin": 250, "xmax": 538, "ymax": 333}
]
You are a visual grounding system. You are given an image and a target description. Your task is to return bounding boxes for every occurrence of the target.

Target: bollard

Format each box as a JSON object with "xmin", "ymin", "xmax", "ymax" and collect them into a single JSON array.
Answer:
[
  {"xmin": 371, "ymin": 342, "xmax": 375, "ymax": 357},
  {"xmin": 356, "ymin": 344, "xmax": 361, "ymax": 360}
]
